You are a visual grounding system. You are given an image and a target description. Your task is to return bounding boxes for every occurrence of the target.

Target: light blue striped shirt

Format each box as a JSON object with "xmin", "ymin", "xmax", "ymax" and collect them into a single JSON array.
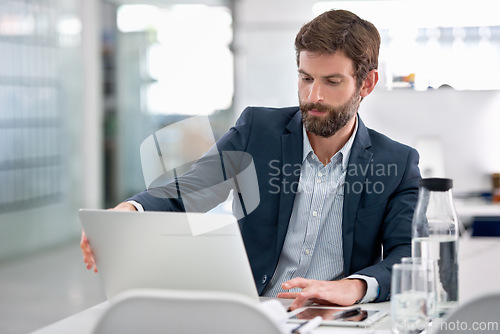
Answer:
[{"xmin": 262, "ymin": 117, "xmax": 378, "ymax": 302}]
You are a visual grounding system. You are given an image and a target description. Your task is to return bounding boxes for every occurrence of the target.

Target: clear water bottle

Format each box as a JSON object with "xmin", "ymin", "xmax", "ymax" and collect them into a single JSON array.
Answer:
[{"xmin": 411, "ymin": 178, "xmax": 459, "ymax": 316}]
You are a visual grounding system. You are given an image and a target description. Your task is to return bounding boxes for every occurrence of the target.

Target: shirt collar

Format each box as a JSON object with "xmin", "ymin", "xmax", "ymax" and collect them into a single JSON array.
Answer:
[{"xmin": 302, "ymin": 115, "xmax": 358, "ymax": 170}]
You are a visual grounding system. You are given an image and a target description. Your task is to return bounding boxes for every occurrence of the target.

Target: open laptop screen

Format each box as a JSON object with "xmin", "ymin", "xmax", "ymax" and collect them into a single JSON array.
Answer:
[{"xmin": 79, "ymin": 209, "xmax": 259, "ymax": 302}]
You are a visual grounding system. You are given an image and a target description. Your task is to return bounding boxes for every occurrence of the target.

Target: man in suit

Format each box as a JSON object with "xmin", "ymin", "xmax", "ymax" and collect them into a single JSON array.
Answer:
[{"xmin": 81, "ymin": 9, "xmax": 420, "ymax": 310}]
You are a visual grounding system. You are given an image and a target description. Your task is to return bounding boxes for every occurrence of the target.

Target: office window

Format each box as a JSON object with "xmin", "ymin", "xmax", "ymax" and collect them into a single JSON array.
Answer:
[
  {"xmin": 112, "ymin": 3, "xmax": 234, "ymax": 201},
  {"xmin": 117, "ymin": 4, "xmax": 234, "ymax": 116},
  {"xmin": 0, "ymin": 0, "xmax": 69, "ymax": 211}
]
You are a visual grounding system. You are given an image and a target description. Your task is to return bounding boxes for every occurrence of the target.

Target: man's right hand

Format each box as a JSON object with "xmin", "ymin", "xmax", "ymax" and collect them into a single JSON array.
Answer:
[{"xmin": 80, "ymin": 202, "xmax": 137, "ymax": 273}]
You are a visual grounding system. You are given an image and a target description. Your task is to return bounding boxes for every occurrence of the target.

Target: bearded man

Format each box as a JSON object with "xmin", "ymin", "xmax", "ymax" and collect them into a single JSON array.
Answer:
[{"xmin": 81, "ymin": 9, "xmax": 420, "ymax": 309}]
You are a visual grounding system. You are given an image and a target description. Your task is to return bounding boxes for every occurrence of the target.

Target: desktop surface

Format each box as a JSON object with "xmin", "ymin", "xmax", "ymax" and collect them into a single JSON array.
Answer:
[{"xmin": 31, "ymin": 298, "xmax": 391, "ymax": 334}]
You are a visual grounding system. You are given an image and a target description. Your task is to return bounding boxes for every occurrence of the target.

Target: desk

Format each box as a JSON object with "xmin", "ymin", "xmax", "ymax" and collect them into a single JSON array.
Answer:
[
  {"xmin": 31, "ymin": 299, "xmax": 391, "ymax": 334},
  {"xmin": 31, "ymin": 233, "xmax": 500, "ymax": 334}
]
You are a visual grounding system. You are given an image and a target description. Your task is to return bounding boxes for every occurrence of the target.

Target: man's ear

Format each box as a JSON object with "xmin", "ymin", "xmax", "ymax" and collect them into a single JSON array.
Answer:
[{"xmin": 360, "ymin": 69, "xmax": 379, "ymax": 97}]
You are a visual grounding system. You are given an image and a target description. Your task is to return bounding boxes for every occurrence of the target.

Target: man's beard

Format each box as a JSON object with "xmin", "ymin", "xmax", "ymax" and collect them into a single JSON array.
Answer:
[{"xmin": 300, "ymin": 91, "xmax": 361, "ymax": 138}]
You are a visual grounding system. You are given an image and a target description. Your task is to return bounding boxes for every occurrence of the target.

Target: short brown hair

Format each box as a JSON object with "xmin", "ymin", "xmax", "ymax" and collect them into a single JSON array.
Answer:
[{"xmin": 295, "ymin": 9, "xmax": 380, "ymax": 88}]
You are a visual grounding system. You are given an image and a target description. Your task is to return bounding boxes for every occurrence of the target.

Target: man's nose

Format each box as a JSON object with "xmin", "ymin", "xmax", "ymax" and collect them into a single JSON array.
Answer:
[{"xmin": 308, "ymin": 82, "xmax": 324, "ymax": 103}]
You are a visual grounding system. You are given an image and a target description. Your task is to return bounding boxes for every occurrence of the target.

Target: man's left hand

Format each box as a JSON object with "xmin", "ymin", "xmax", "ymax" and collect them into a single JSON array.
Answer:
[{"xmin": 276, "ymin": 278, "xmax": 367, "ymax": 311}]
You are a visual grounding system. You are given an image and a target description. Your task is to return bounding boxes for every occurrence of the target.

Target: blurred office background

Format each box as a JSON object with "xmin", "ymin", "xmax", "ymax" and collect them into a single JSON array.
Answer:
[{"xmin": 0, "ymin": 0, "xmax": 499, "ymax": 332}]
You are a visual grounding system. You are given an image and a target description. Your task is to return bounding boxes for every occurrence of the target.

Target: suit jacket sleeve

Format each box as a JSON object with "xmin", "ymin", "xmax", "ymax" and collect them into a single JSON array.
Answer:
[{"xmin": 126, "ymin": 107, "xmax": 256, "ymax": 212}]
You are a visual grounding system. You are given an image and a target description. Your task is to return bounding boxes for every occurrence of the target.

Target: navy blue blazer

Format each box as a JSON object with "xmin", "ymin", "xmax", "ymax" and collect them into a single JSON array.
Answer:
[{"xmin": 129, "ymin": 106, "xmax": 421, "ymax": 302}]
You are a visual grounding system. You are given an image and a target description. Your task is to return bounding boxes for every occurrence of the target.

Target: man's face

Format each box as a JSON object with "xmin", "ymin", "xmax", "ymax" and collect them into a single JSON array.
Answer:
[{"xmin": 298, "ymin": 51, "xmax": 361, "ymax": 138}]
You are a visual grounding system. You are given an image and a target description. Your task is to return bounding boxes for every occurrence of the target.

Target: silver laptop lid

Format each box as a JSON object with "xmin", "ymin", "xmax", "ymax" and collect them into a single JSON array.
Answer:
[{"xmin": 79, "ymin": 209, "xmax": 259, "ymax": 302}]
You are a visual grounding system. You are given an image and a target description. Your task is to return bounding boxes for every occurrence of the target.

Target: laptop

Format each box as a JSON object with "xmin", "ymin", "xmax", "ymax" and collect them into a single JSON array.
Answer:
[
  {"xmin": 79, "ymin": 209, "xmax": 388, "ymax": 327},
  {"xmin": 78, "ymin": 209, "xmax": 260, "ymax": 302}
]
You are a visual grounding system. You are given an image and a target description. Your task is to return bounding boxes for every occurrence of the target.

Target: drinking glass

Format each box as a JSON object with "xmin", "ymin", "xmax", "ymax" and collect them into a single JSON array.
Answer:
[
  {"xmin": 391, "ymin": 262, "xmax": 430, "ymax": 334},
  {"xmin": 401, "ymin": 257, "xmax": 438, "ymax": 320}
]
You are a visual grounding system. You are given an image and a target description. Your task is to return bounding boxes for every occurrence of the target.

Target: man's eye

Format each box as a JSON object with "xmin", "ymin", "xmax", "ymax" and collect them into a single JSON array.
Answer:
[
  {"xmin": 327, "ymin": 80, "xmax": 340, "ymax": 85},
  {"xmin": 301, "ymin": 76, "xmax": 313, "ymax": 82}
]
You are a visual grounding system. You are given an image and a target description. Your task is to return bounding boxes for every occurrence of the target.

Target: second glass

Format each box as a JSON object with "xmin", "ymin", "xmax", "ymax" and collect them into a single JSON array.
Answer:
[
  {"xmin": 391, "ymin": 262, "xmax": 431, "ymax": 334},
  {"xmin": 401, "ymin": 257, "xmax": 438, "ymax": 320}
]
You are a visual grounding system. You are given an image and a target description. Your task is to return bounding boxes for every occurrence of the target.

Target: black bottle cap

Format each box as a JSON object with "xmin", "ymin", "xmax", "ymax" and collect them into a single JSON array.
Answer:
[{"xmin": 419, "ymin": 178, "xmax": 453, "ymax": 191}]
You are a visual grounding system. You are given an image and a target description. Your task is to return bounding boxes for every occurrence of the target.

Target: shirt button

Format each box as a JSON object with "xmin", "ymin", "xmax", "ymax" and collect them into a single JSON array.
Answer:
[
  {"xmin": 317, "ymin": 172, "xmax": 323, "ymax": 177},
  {"xmin": 316, "ymin": 179, "xmax": 322, "ymax": 183},
  {"xmin": 261, "ymin": 275, "xmax": 268, "ymax": 284},
  {"xmin": 312, "ymin": 211, "xmax": 318, "ymax": 217},
  {"xmin": 304, "ymin": 249, "xmax": 310, "ymax": 255}
]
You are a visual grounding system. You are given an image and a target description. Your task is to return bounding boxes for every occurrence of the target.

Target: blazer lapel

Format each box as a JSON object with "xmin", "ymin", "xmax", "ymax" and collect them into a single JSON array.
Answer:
[
  {"xmin": 275, "ymin": 111, "xmax": 303, "ymax": 258},
  {"xmin": 342, "ymin": 116, "xmax": 373, "ymax": 275}
]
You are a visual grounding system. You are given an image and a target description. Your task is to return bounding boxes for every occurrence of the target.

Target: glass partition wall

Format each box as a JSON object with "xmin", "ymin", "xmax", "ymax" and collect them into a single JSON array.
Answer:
[{"xmin": 0, "ymin": 0, "xmax": 86, "ymax": 260}]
